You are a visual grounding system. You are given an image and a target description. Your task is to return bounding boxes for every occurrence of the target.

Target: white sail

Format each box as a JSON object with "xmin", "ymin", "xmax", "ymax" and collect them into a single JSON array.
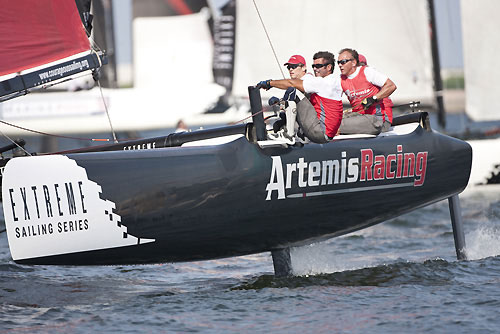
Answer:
[
  {"xmin": 233, "ymin": 0, "xmax": 434, "ymax": 104},
  {"xmin": 133, "ymin": 10, "xmax": 216, "ymax": 89},
  {"xmin": 460, "ymin": 0, "xmax": 500, "ymax": 121}
]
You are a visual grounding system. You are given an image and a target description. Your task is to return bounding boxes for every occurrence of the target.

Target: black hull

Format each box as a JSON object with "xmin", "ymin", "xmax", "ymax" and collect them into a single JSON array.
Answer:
[{"xmin": 5, "ymin": 120, "xmax": 471, "ymax": 265}]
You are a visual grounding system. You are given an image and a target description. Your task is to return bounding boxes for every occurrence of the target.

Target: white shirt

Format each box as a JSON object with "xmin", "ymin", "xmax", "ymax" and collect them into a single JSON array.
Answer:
[
  {"xmin": 302, "ymin": 73, "xmax": 343, "ymax": 100},
  {"xmin": 347, "ymin": 66, "xmax": 388, "ymax": 87}
]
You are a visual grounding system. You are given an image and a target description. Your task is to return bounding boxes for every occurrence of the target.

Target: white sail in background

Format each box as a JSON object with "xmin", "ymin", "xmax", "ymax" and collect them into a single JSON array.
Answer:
[
  {"xmin": 460, "ymin": 0, "xmax": 500, "ymax": 121},
  {"xmin": 133, "ymin": 10, "xmax": 217, "ymax": 89},
  {"xmin": 233, "ymin": 0, "xmax": 434, "ymax": 104}
]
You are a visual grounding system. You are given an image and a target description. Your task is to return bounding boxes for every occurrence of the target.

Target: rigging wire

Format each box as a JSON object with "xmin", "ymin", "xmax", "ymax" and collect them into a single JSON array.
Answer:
[
  {"xmin": 251, "ymin": 0, "xmax": 286, "ymax": 79},
  {"xmin": 231, "ymin": 0, "xmax": 287, "ymax": 127},
  {"xmin": 96, "ymin": 78, "xmax": 117, "ymax": 143},
  {"xmin": 92, "ymin": 49, "xmax": 118, "ymax": 143}
]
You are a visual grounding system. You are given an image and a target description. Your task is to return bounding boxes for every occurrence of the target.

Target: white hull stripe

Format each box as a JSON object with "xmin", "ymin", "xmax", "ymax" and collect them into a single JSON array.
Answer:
[{"xmin": 286, "ymin": 182, "xmax": 414, "ymax": 198}]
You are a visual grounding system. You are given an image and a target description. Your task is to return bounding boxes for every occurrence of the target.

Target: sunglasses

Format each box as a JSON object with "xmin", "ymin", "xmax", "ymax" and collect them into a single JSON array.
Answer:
[
  {"xmin": 286, "ymin": 64, "xmax": 302, "ymax": 70},
  {"xmin": 337, "ymin": 59, "xmax": 353, "ymax": 65},
  {"xmin": 312, "ymin": 63, "xmax": 330, "ymax": 69}
]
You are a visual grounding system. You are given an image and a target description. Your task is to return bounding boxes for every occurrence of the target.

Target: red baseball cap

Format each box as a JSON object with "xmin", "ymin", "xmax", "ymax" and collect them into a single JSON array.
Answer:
[
  {"xmin": 284, "ymin": 55, "xmax": 306, "ymax": 66},
  {"xmin": 358, "ymin": 54, "xmax": 367, "ymax": 65}
]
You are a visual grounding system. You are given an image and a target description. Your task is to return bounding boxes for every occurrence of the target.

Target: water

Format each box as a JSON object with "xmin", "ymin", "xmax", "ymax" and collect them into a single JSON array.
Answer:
[{"xmin": 0, "ymin": 186, "xmax": 499, "ymax": 333}]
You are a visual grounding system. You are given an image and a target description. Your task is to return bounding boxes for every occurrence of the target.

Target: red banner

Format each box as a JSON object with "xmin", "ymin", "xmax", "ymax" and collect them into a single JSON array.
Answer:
[{"xmin": 0, "ymin": 1, "xmax": 90, "ymax": 76}]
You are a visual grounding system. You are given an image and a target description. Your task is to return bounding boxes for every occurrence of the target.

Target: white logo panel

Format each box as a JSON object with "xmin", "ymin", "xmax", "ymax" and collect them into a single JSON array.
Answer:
[{"xmin": 2, "ymin": 155, "xmax": 154, "ymax": 261}]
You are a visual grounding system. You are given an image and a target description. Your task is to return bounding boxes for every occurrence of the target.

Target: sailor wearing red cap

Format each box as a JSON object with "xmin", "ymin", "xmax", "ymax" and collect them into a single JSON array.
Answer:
[
  {"xmin": 266, "ymin": 55, "xmax": 309, "ymax": 145},
  {"xmin": 256, "ymin": 51, "xmax": 343, "ymax": 144}
]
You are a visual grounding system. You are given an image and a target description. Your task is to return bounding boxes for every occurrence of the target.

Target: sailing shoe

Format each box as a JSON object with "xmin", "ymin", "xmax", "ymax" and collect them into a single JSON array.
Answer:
[
  {"xmin": 268, "ymin": 129, "xmax": 296, "ymax": 146},
  {"xmin": 295, "ymin": 127, "xmax": 309, "ymax": 144}
]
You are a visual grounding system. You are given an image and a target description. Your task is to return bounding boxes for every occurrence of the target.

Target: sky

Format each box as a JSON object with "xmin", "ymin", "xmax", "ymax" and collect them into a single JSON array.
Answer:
[{"xmin": 112, "ymin": 0, "xmax": 464, "ymax": 70}]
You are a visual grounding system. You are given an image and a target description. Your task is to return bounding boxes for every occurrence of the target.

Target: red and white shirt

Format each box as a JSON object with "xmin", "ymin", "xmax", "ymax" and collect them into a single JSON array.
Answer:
[
  {"xmin": 302, "ymin": 74, "xmax": 344, "ymax": 138},
  {"xmin": 341, "ymin": 66, "xmax": 393, "ymax": 123}
]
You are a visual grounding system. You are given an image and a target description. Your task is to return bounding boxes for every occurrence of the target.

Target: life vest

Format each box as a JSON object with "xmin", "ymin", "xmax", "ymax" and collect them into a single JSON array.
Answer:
[{"xmin": 341, "ymin": 66, "xmax": 393, "ymax": 123}]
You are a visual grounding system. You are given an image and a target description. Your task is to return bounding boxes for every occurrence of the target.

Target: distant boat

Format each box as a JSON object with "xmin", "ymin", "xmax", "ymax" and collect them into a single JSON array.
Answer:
[{"xmin": 0, "ymin": 0, "xmax": 472, "ymax": 276}]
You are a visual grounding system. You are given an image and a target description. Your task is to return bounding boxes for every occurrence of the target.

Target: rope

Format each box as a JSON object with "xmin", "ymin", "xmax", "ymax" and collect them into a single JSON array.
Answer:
[
  {"xmin": 88, "ymin": 32, "xmax": 105, "ymax": 56},
  {"xmin": 0, "ymin": 119, "xmax": 110, "ymax": 142},
  {"xmin": 252, "ymin": 0, "xmax": 286, "ymax": 79},
  {"xmin": 229, "ymin": 109, "xmax": 264, "ymax": 125}
]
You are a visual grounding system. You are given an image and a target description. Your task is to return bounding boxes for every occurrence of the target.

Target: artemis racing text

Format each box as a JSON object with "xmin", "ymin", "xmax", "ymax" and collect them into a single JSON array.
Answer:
[{"xmin": 266, "ymin": 145, "xmax": 428, "ymax": 200}]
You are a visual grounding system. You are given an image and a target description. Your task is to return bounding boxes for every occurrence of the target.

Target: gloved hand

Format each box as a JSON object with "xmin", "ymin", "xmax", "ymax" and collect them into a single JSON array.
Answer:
[
  {"xmin": 256, "ymin": 79, "xmax": 272, "ymax": 90},
  {"xmin": 283, "ymin": 87, "xmax": 297, "ymax": 102},
  {"xmin": 362, "ymin": 96, "xmax": 377, "ymax": 110},
  {"xmin": 268, "ymin": 96, "xmax": 280, "ymax": 106}
]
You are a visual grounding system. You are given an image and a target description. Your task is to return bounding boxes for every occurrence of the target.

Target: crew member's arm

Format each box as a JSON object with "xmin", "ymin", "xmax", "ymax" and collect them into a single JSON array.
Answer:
[
  {"xmin": 270, "ymin": 79, "xmax": 305, "ymax": 93},
  {"xmin": 375, "ymin": 78, "xmax": 397, "ymax": 100},
  {"xmin": 363, "ymin": 67, "xmax": 397, "ymax": 100}
]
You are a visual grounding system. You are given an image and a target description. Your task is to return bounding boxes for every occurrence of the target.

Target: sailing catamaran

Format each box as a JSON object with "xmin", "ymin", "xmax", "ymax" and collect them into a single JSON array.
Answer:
[{"xmin": 0, "ymin": 0, "xmax": 472, "ymax": 276}]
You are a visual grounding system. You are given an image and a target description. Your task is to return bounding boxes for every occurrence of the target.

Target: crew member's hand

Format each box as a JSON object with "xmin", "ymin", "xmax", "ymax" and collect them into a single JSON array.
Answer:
[
  {"xmin": 256, "ymin": 80, "xmax": 271, "ymax": 90},
  {"xmin": 362, "ymin": 96, "xmax": 377, "ymax": 110},
  {"xmin": 268, "ymin": 96, "xmax": 280, "ymax": 106}
]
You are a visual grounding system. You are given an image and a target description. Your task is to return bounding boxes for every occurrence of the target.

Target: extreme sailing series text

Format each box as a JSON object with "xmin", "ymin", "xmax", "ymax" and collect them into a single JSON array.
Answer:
[{"xmin": 7, "ymin": 181, "xmax": 90, "ymax": 239}]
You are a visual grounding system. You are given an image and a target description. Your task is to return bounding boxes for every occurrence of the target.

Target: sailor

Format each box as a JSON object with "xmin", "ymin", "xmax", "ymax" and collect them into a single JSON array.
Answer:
[
  {"xmin": 175, "ymin": 119, "xmax": 188, "ymax": 132},
  {"xmin": 337, "ymin": 48, "xmax": 397, "ymax": 135},
  {"xmin": 358, "ymin": 54, "xmax": 368, "ymax": 66},
  {"xmin": 257, "ymin": 51, "xmax": 343, "ymax": 143},
  {"xmin": 267, "ymin": 55, "xmax": 310, "ymax": 145}
]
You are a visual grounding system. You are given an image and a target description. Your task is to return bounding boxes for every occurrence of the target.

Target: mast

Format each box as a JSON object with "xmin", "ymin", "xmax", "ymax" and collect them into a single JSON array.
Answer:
[
  {"xmin": 427, "ymin": 0, "xmax": 446, "ymax": 128},
  {"xmin": 92, "ymin": 0, "xmax": 117, "ymax": 88}
]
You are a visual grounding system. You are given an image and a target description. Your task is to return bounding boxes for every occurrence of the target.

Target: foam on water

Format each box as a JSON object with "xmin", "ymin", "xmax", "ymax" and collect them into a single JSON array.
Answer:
[
  {"xmin": 461, "ymin": 184, "xmax": 500, "ymax": 260},
  {"xmin": 466, "ymin": 225, "xmax": 500, "ymax": 260},
  {"xmin": 290, "ymin": 242, "xmax": 388, "ymax": 276},
  {"xmin": 290, "ymin": 185, "xmax": 500, "ymax": 276}
]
